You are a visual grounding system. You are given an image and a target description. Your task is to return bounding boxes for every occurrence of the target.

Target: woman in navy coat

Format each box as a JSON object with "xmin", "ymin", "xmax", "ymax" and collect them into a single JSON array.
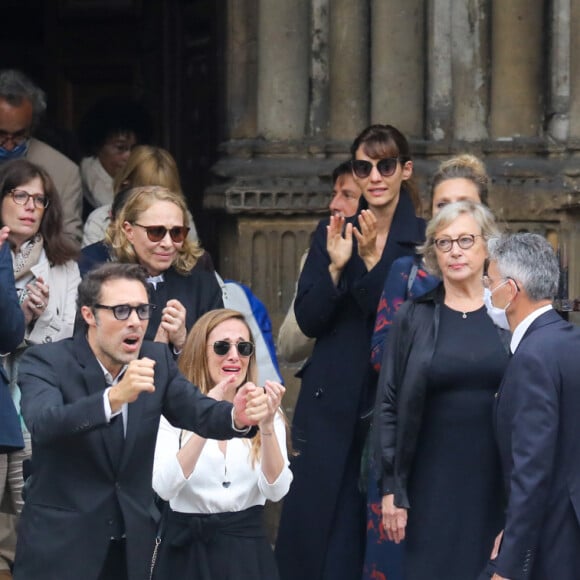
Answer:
[
  {"xmin": 275, "ymin": 125, "xmax": 425, "ymax": 580},
  {"xmin": 0, "ymin": 228, "xmax": 25, "ymax": 453}
]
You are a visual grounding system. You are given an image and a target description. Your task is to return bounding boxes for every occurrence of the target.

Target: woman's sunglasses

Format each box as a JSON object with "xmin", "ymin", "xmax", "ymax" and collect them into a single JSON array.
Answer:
[
  {"xmin": 352, "ymin": 158, "xmax": 400, "ymax": 179},
  {"xmin": 212, "ymin": 340, "xmax": 255, "ymax": 357},
  {"xmin": 133, "ymin": 222, "xmax": 190, "ymax": 243}
]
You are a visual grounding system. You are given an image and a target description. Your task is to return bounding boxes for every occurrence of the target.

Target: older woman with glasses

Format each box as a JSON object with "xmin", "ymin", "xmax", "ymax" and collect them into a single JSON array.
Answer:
[
  {"xmin": 377, "ymin": 200, "xmax": 508, "ymax": 580},
  {"xmin": 0, "ymin": 158, "xmax": 80, "ymax": 541},
  {"xmin": 153, "ymin": 308, "xmax": 292, "ymax": 580},
  {"xmin": 101, "ymin": 185, "xmax": 222, "ymax": 352}
]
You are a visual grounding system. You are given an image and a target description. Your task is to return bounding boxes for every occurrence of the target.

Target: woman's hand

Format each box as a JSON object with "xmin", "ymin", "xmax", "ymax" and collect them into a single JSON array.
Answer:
[
  {"xmin": 233, "ymin": 382, "xmax": 269, "ymax": 427},
  {"xmin": 354, "ymin": 209, "xmax": 380, "ymax": 271},
  {"xmin": 157, "ymin": 299, "xmax": 187, "ymax": 350},
  {"xmin": 381, "ymin": 494, "xmax": 408, "ymax": 544},
  {"xmin": 326, "ymin": 214, "xmax": 353, "ymax": 285},
  {"xmin": 258, "ymin": 381, "xmax": 286, "ymax": 431},
  {"xmin": 207, "ymin": 375, "xmax": 238, "ymax": 402},
  {"xmin": 22, "ymin": 276, "xmax": 49, "ymax": 324}
]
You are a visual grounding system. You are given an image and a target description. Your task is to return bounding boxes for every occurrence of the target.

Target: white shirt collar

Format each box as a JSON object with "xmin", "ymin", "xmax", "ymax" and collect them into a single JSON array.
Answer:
[
  {"xmin": 510, "ymin": 304, "xmax": 553, "ymax": 354},
  {"xmin": 96, "ymin": 358, "xmax": 128, "ymax": 385},
  {"xmin": 147, "ymin": 273, "xmax": 165, "ymax": 289}
]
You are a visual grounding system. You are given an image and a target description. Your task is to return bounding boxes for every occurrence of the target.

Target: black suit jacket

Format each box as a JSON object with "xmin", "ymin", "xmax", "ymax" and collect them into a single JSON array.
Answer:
[
  {"xmin": 14, "ymin": 333, "xmax": 246, "ymax": 580},
  {"xmin": 494, "ymin": 309, "xmax": 580, "ymax": 579}
]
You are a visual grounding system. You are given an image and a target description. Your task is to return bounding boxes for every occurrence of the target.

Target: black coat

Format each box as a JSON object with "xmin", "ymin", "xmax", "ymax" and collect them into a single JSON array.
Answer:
[
  {"xmin": 276, "ymin": 191, "xmax": 425, "ymax": 580},
  {"xmin": 376, "ymin": 284, "xmax": 510, "ymax": 507},
  {"xmin": 0, "ymin": 243, "xmax": 25, "ymax": 452},
  {"xmin": 14, "ymin": 334, "xmax": 248, "ymax": 580},
  {"xmin": 78, "ymin": 243, "xmax": 223, "ymax": 347}
]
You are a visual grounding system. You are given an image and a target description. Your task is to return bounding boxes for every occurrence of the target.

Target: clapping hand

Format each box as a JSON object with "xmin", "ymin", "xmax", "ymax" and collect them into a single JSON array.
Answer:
[
  {"xmin": 326, "ymin": 215, "xmax": 353, "ymax": 284},
  {"xmin": 154, "ymin": 299, "xmax": 187, "ymax": 349},
  {"xmin": 353, "ymin": 209, "xmax": 380, "ymax": 271},
  {"xmin": 232, "ymin": 382, "xmax": 269, "ymax": 428},
  {"xmin": 21, "ymin": 276, "xmax": 49, "ymax": 325}
]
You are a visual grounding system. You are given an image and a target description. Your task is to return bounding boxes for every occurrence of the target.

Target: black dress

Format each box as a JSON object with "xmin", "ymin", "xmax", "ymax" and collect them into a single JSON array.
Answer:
[{"xmin": 404, "ymin": 305, "xmax": 507, "ymax": 580}]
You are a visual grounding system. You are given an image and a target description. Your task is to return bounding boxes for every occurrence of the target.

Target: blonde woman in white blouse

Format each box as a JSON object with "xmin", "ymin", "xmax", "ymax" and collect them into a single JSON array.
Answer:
[{"xmin": 153, "ymin": 308, "xmax": 292, "ymax": 580}]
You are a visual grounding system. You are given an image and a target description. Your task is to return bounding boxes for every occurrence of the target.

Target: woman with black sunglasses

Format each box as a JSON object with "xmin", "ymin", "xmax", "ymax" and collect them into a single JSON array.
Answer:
[
  {"xmin": 152, "ymin": 308, "xmax": 292, "ymax": 580},
  {"xmin": 104, "ymin": 185, "xmax": 223, "ymax": 352},
  {"xmin": 275, "ymin": 124, "xmax": 425, "ymax": 580}
]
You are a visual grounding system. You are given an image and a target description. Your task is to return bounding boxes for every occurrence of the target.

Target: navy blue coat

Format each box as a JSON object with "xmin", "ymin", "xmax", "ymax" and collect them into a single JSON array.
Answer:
[
  {"xmin": 494, "ymin": 309, "xmax": 580, "ymax": 579},
  {"xmin": 0, "ymin": 242, "xmax": 25, "ymax": 452},
  {"xmin": 276, "ymin": 191, "xmax": 425, "ymax": 580}
]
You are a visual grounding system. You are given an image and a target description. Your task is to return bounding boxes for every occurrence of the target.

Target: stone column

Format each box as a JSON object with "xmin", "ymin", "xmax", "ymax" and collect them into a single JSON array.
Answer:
[
  {"xmin": 309, "ymin": 0, "xmax": 330, "ymax": 137},
  {"xmin": 547, "ymin": 0, "xmax": 571, "ymax": 141},
  {"xmin": 569, "ymin": 0, "xmax": 580, "ymax": 137},
  {"xmin": 452, "ymin": 0, "xmax": 489, "ymax": 141},
  {"xmin": 328, "ymin": 0, "xmax": 369, "ymax": 141},
  {"xmin": 371, "ymin": 0, "xmax": 424, "ymax": 137},
  {"xmin": 490, "ymin": 0, "xmax": 543, "ymax": 138},
  {"xmin": 426, "ymin": 0, "xmax": 453, "ymax": 141},
  {"xmin": 224, "ymin": 0, "xmax": 258, "ymax": 138},
  {"xmin": 257, "ymin": 0, "xmax": 310, "ymax": 139}
]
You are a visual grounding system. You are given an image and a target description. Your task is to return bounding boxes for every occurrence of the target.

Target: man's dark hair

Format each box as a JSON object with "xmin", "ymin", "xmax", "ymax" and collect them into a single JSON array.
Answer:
[
  {"xmin": 331, "ymin": 160, "xmax": 352, "ymax": 186},
  {"xmin": 77, "ymin": 263, "xmax": 149, "ymax": 327}
]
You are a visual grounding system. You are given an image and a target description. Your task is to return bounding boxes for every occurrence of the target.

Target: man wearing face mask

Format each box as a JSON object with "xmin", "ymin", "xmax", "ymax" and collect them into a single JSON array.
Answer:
[
  {"xmin": 0, "ymin": 69, "xmax": 82, "ymax": 243},
  {"xmin": 277, "ymin": 161, "xmax": 361, "ymax": 363},
  {"xmin": 482, "ymin": 233, "xmax": 580, "ymax": 580}
]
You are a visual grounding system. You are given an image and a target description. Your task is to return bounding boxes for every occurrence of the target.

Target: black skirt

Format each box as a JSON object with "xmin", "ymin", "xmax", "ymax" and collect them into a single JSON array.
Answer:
[{"xmin": 153, "ymin": 505, "xmax": 279, "ymax": 580}]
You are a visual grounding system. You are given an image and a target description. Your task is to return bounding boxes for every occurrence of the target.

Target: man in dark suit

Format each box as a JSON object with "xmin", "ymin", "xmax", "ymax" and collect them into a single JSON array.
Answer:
[
  {"xmin": 12, "ymin": 262, "xmax": 268, "ymax": 580},
  {"xmin": 484, "ymin": 233, "xmax": 580, "ymax": 580}
]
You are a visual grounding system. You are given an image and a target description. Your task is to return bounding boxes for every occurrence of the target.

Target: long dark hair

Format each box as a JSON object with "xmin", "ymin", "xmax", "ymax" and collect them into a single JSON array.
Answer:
[{"xmin": 0, "ymin": 159, "xmax": 79, "ymax": 264}]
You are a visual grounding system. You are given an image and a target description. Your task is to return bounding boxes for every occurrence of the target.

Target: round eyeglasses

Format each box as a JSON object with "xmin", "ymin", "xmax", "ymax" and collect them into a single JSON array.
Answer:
[
  {"xmin": 433, "ymin": 234, "xmax": 482, "ymax": 253},
  {"xmin": 93, "ymin": 303, "xmax": 156, "ymax": 320},
  {"xmin": 352, "ymin": 158, "xmax": 400, "ymax": 179},
  {"xmin": 133, "ymin": 223, "xmax": 190, "ymax": 243},
  {"xmin": 9, "ymin": 189, "xmax": 49, "ymax": 209},
  {"xmin": 211, "ymin": 340, "xmax": 255, "ymax": 357}
]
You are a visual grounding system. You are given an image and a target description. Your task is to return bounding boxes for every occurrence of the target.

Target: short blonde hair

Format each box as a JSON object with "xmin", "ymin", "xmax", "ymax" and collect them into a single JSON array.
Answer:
[
  {"xmin": 105, "ymin": 185, "xmax": 203, "ymax": 274},
  {"xmin": 418, "ymin": 200, "xmax": 500, "ymax": 277}
]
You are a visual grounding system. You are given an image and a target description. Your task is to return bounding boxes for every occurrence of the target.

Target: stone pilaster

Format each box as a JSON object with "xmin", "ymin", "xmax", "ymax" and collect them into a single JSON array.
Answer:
[
  {"xmin": 490, "ymin": 0, "xmax": 543, "ymax": 138},
  {"xmin": 371, "ymin": 0, "xmax": 424, "ymax": 137},
  {"xmin": 257, "ymin": 0, "xmax": 310, "ymax": 139}
]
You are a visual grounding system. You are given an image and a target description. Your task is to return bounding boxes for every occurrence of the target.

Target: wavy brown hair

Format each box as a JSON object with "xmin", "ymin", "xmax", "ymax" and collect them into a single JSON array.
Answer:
[
  {"xmin": 105, "ymin": 185, "xmax": 203, "ymax": 274},
  {"xmin": 0, "ymin": 159, "xmax": 79, "ymax": 264}
]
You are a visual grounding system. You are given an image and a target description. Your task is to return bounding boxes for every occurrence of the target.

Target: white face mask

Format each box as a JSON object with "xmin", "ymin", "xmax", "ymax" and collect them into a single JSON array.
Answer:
[{"xmin": 483, "ymin": 287, "xmax": 511, "ymax": 330}]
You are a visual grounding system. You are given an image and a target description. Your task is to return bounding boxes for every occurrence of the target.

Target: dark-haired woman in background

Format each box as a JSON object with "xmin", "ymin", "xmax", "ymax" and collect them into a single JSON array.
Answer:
[
  {"xmin": 275, "ymin": 124, "xmax": 425, "ymax": 580},
  {"xmin": 0, "ymin": 158, "xmax": 79, "ymax": 543}
]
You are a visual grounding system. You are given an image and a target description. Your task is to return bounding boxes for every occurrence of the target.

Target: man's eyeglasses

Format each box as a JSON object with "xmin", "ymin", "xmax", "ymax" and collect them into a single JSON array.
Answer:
[
  {"xmin": 352, "ymin": 158, "xmax": 400, "ymax": 179},
  {"xmin": 94, "ymin": 303, "xmax": 156, "ymax": 320},
  {"xmin": 0, "ymin": 130, "xmax": 29, "ymax": 148},
  {"xmin": 9, "ymin": 189, "xmax": 49, "ymax": 209},
  {"xmin": 433, "ymin": 234, "xmax": 482, "ymax": 253},
  {"xmin": 482, "ymin": 275, "xmax": 520, "ymax": 292},
  {"xmin": 133, "ymin": 223, "xmax": 190, "ymax": 243},
  {"xmin": 212, "ymin": 340, "xmax": 255, "ymax": 357}
]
